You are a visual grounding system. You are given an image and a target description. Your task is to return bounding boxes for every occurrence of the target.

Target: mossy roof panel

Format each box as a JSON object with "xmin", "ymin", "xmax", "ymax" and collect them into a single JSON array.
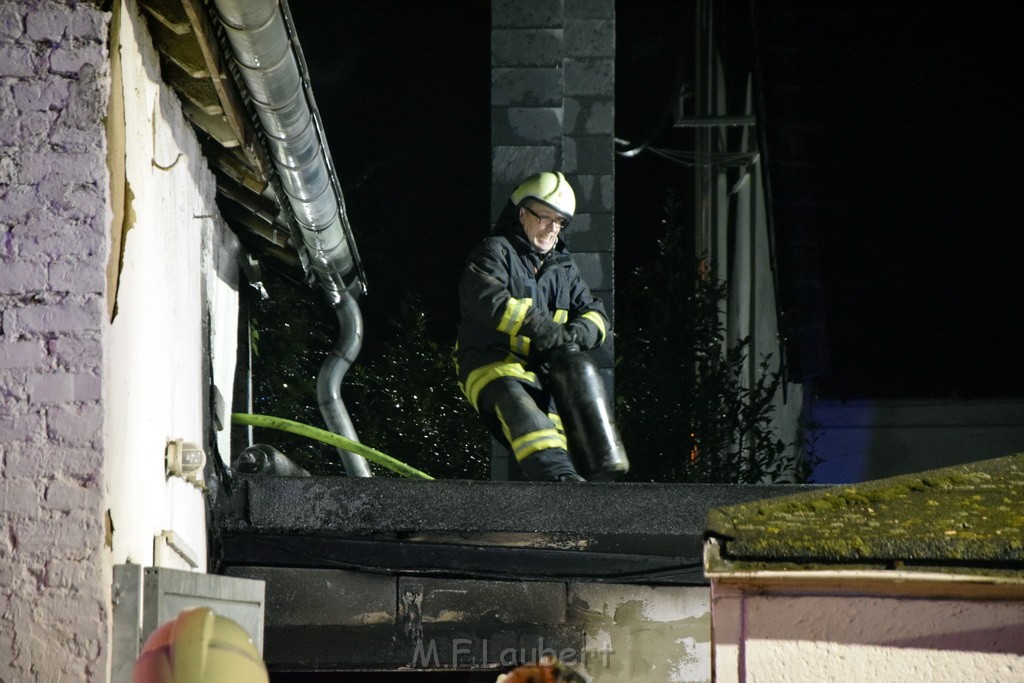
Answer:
[{"xmin": 706, "ymin": 454, "xmax": 1024, "ymax": 568}]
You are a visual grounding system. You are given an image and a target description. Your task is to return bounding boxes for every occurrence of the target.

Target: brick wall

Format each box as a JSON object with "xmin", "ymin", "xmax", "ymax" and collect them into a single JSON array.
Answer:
[
  {"xmin": 491, "ymin": 0, "xmax": 616, "ymax": 374},
  {"xmin": 0, "ymin": 1, "xmax": 111, "ymax": 680}
]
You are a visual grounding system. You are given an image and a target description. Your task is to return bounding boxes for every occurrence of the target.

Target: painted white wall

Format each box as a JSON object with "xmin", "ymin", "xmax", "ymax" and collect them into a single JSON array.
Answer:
[
  {"xmin": 810, "ymin": 399, "xmax": 1024, "ymax": 483},
  {"xmin": 104, "ymin": 0, "xmax": 238, "ymax": 571},
  {"xmin": 204, "ymin": 222, "xmax": 241, "ymax": 466},
  {"xmin": 711, "ymin": 582, "xmax": 1024, "ymax": 682}
]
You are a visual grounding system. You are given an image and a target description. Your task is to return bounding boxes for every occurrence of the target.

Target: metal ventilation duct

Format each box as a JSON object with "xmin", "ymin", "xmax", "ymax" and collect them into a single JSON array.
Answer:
[{"xmin": 212, "ymin": 0, "xmax": 364, "ymax": 300}]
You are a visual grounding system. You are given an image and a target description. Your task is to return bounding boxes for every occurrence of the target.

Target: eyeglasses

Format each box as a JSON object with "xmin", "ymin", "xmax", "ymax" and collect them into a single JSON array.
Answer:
[{"xmin": 523, "ymin": 205, "xmax": 570, "ymax": 230}]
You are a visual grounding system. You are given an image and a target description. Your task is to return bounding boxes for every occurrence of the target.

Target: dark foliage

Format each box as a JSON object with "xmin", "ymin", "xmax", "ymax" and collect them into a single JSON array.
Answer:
[
  {"xmin": 248, "ymin": 267, "xmax": 343, "ymax": 474},
  {"xmin": 248, "ymin": 267, "xmax": 488, "ymax": 478},
  {"xmin": 615, "ymin": 193, "xmax": 810, "ymax": 483},
  {"xmin": 346, "ymin": 296, "xmax": 490, "ymax": 479}
]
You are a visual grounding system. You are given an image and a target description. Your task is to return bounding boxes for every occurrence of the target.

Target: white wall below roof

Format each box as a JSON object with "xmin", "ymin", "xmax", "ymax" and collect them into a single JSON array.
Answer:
[
  {"xmin": 104, "ymin": 0, "xmax": 238, "ymax": 570},
  {"xmin": 204, "ymin": 217, "xmax": 241, "ymax": 465},
  {"xmin": 711, "ymin": 583, "xmax": 1024, "ymax": 682},
  {"xmin": 810, "ymin": 398, "xmax": 1024, "ymax": 483}
]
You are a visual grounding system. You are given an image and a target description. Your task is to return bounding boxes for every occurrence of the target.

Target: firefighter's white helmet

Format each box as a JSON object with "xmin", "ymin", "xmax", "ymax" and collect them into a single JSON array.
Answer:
[{"xmin": 510, "ymin": 171, "xmax": 576, "ymax": 219}]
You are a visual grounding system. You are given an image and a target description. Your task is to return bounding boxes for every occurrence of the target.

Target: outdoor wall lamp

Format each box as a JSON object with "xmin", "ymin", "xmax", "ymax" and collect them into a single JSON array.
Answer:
[{"xmin": 165, "ymin": 438, "xmax": 206, "ymax": 487}]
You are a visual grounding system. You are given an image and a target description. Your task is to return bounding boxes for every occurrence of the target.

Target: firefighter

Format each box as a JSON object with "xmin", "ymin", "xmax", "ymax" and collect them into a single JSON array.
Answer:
[{"xmin": 454, "ymin": 171, "xmax": 609, "ymax": 482}]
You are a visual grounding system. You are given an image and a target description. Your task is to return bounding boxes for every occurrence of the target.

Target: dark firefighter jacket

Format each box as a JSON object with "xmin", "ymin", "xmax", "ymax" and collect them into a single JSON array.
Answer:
[{"xmin": 454, "ymin": 223, "xmax": 608, "ymax": 410}]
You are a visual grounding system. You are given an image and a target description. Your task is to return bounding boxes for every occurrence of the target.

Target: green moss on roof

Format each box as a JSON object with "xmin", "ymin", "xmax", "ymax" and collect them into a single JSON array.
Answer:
[{"xmin": 706, "ymin": 454, "xmax": 1024, "ymax": 567}]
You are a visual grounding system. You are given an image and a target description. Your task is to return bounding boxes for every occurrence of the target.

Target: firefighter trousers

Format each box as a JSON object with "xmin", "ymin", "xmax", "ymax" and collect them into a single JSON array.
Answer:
[{"xmin": 476, "ymin": 377, "xmax": 581, "ymax": 481}]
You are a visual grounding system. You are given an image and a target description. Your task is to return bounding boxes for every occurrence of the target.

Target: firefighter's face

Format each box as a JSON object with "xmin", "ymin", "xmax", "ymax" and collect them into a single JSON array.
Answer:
[{"xmin": 519, "ymin": 202, "xmax": 566, "ymax": 254}]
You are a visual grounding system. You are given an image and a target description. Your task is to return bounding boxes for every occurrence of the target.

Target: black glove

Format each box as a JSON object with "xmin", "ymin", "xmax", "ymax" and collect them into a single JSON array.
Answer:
[
  {"xmin": 567, "ymin": 318, "xmax": 600, "ymax": 350},
  {"xmin": 531, "ymin": 324, "xmax": 578, "ymax": 355}
]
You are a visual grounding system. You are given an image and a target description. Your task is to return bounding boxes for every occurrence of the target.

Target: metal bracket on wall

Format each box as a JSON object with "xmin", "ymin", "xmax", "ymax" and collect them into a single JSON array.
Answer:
[{"xmin": 154, "ymin": 530, "xmax": 200, "ymax": 570}]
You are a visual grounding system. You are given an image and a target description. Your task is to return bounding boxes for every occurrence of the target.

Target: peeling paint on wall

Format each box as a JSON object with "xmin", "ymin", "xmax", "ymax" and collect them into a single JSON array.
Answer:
[
  {"xmin": 105, "ymin": 0, "xmax": 126, "ymax": 321},
  {"xmin": 570, "ymin": 584, "xmax": 711, "ymax": 683}
]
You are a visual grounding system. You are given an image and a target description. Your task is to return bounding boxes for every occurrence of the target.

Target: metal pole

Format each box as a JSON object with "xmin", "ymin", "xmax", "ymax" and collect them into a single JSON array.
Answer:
[{"xmin": 694, "ymin": 0, "xmax": 715, "ymax": 273}]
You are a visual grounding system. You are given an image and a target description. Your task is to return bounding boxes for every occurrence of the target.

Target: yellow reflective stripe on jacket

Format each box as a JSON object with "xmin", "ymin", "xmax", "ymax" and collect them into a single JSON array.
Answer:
[
  {"xmin": 510, "ymin": 335, "xmax": 531, "ymax": 355},
  {"xmin": 553, "ymin": 309, "xmax": 568, "ymax": 324},
  {"xmin": 512, "ymin": 428, "xmax": 567, "ymax": 462},
  {"xmin": 461, "ymin": 358, "xmax": 538, "ymax": 409},
  {"xmin": 497, "ymin": 297, "xmax": 532, "ymax": 336},
  {"xmin": 581, "ymin": 310, "xmax": 607, "ymax": 344}
]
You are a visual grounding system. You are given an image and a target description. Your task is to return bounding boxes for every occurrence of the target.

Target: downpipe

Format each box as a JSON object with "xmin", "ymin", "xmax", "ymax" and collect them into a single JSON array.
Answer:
[{"xmin": 317, "ymin": 292, "xmax": 372, "ymax": 477}]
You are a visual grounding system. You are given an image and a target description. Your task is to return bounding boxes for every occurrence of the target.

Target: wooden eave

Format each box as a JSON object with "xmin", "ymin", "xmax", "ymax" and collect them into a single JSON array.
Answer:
[{"xmin": 136, "ymin": 0, "xmax": 296, "ymax": 266}]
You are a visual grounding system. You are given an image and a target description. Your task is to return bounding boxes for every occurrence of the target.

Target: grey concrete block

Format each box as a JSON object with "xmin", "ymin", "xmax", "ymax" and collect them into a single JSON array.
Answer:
[
  {"xmin": 226, "ymin": 567, "xmax": 397, "ymax": 627},
  {"xmin": 565, "ymin": 212, "xmax": 613, "ymax": 252},
  {"xmin": 587, "ymin": 324, "xmax": 614, "ymax": 370},
  {"xmin": 561, "ymin": 138, "xmax": 578, "ymax": 174},
  {"xmin": 492, "ymin": 28, "xmax": 563, "ymax": 67},
  {"xmin": 566, "ymin": 0, "xmax": 614, "ymax": 20},
  {"xmin": 491, "ymin": 183, "xmax": 518, "ymax": 223},
  {"xmin": 573, "ymin": 251, "xmax": 613, "ymax": 291},
  {"xmin": 565, "ymin": 20, "xmax": 614, "ymax": 58},
  {"xmin": 565, "ymin": 96, "xmax": 614, "ymax": 135},
  {"xmin": 493, "ymin": 67, "xmax": 564, "ymax": 106},
  {"xmin": 592, "ymin": 288, "xmax": 615, "ymax": 329},
  {"xmin": 592, "ymin": 344, "xmax": 613, "ymax": 373},
  {"xmin": 565, "ymin": 58, "xmax": 614, "ymax": 97},
  {"xmin": 401, "ymin": 577, "xmax": 567, "ymax": 625},
  {"xmin": 492, "ymin": 146, "xmax": 558, "ymax": 184},
  {"xmin": 569, "ymin": 174, "xmax": 614, "ymax": 213},
  {"xmin": 564, "ymin": 135, "xmax": 613, "ymax": 175},
  {"xmin": 493, "ymin": 0, "xmax": 563, "ymax": 28},
  {"xmin": 492, "ymin": 107, "xmax": 563, "ymax": 146}
]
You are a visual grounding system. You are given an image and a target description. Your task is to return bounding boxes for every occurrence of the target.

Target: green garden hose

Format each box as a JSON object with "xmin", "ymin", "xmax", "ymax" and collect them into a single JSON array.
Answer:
[{"xmin": 230, "ymin": 412, "xmax": 434, "ymax": 480}]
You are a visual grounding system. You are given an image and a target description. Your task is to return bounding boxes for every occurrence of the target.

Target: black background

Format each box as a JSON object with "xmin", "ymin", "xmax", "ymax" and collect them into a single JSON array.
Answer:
[{"xmin": 287, "ymin": 1, "xmax": 1024, "ymax": 400}]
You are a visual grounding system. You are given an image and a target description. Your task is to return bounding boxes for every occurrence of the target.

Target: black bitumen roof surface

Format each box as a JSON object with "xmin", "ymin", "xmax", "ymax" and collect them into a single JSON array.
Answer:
[
  {"xmin": 706, "ymin": 453, "xmax": 1024, "ymax": 574},
  {"xmin": 214, "ymin": 477, "xmax": 821, "ymax": 585}
]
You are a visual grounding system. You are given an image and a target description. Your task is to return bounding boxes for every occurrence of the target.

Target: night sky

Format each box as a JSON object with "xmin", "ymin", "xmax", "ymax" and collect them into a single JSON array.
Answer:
[
  {"xmin": 286, "ymin": 1, "xmax": 1024, "ymax": 401},
  {"xmin": 755, "ymin": 4, "xmax": 1024, "ymax": 399}
]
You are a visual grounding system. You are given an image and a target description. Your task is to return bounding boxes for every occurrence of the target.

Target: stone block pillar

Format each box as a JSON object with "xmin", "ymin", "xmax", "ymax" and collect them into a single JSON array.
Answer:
[{"xmin": 491, "ymin": 0, "xmax": 616, "ymax": 376}]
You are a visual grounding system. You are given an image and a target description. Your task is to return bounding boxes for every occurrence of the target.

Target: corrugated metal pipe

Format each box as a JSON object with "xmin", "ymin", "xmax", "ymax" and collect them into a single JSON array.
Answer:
[{"xmin": 213, "ymin": 0, "xmax": 372, "ymax": 476}]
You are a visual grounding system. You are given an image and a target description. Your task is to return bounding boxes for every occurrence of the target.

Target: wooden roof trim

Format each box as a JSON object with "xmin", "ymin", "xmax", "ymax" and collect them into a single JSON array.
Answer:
[{"xmin": 178, "ymin": 0, "xmax": 271, "ymax": 178}]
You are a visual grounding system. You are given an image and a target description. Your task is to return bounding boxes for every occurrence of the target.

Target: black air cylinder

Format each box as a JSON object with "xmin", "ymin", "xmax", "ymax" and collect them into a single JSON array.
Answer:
[{"xmin": 547, "ymin": 347, "xmax": 629, "ymax": 481}]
